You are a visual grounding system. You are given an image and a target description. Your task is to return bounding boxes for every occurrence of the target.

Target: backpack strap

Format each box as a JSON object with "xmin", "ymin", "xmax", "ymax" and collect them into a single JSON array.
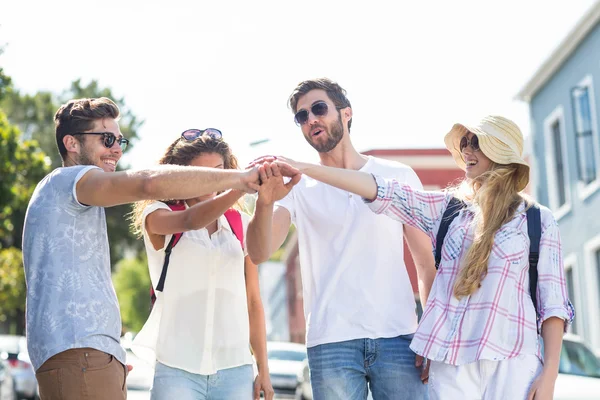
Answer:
[
  {"xmin": 224, "ymin": 209, "xmax": 244, "ymax": 249},
  {"xmin": 435, "ymin": 197, "xmax": 466, "ymax": 269},
  {"xmin": 155, "ymin": 203, "xmax": 185, "ymax": 294},
  {"xmin": 526, "ymin": 204, "xmax": 541, "ymax": 332}
]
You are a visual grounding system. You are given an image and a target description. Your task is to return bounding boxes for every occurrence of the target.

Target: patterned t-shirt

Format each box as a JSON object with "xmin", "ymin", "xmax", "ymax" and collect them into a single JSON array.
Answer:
[{"xmin": 22, "ymin": 165, "xmax": 126, "ymax": 370}]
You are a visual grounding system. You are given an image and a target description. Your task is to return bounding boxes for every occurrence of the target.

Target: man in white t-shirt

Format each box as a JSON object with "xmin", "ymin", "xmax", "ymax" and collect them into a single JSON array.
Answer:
[{"xmin": 247, "ymin": 78, "xmax": 435, "ymax": 399}]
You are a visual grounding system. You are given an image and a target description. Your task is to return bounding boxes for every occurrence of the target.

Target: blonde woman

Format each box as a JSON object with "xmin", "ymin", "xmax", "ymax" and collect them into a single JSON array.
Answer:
[
  {"xmin": 258, "ymin": 116, "xmax": 574, "ymax": 400},
  {"xmin": 130, "ymin": 129, "xmax": 275, "ymax": 400}
]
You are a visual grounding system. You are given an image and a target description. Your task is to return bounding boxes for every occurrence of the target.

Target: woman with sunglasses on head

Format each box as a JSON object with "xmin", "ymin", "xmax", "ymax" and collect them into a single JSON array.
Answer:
[
  {"xmin": 261, "ymin": 116, "xmax": 574, "ymax": 400},
  {"xmin": 130, "ymin": 129, "xmax": 274, "ymax": 400}
]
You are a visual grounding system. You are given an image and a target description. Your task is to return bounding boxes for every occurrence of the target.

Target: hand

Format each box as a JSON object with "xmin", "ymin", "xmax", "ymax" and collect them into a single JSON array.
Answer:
[
  {"xmin": 126, "ymin": 364, "xmax": 133, "ymax": 376},
  {"xmin": 256, "ymin": 162, "xmax": 301, "ymax": 206},
  {"xmin": 527, "ymin": 370, "xmax": 557, "ymax": 400},
  {"xmin": 250, "ymin": 155, "xmax": 305, "ymax": 174},
  {"xmin": 239, "ymin": 167, "xmax": 261, "ymax": 194},
  {"xmin": 415, "ymin": 355, "xmax": 429, "ymax": 384},
  {"xmin": 253, "ymin": 372, "xmax": 274, "ymax": 400}
]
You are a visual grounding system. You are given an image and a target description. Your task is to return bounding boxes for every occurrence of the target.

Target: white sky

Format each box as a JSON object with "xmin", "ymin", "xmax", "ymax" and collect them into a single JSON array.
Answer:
[{"xmin": 2, "ymin": 0, "xmax": 598, "ymax": 168}]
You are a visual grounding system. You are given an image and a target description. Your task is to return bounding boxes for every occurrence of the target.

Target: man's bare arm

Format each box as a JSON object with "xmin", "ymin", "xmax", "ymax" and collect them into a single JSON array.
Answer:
[
  {"xmin": 76, "ymin": 165, "xmax": 261, "ymax": 208},
  {"xmin": 247, "ymin": 205, "xmax": 291, "ymax": 265},
  {"xmin": 403, "ymin": 225, "xmax": 436, "ymax": 307}
]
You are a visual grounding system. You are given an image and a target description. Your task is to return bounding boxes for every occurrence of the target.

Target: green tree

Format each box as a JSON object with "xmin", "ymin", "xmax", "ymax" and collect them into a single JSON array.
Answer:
[
  {"xmin": 1, "ymin": 79, "xmax": 145, "ymax": 266},
  {"xmin": 112, "ymin": 256, "xmax": 151, "ymax": 333},
  {"xmin": 0, "ymin": 108, "xmax": 50, "ymax": 333},
  {"xmin": 0, "ymin": 248, "xmax": 26, "ymax": 333},
  {"xmin": 0, "ymin": 110, "xmax": 50, "ymax": 249}
]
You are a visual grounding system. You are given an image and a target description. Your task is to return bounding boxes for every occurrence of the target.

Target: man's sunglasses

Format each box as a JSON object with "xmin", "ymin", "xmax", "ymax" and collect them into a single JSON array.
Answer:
[
  {"xmin": 294, "ymin": 101, "xmax": 333, "ymax": 126},
  {"xmin": 460, "ymin": 134, "xmax": 480, "ymax": 152},
  {"xmin": 181, "ymin": 128, "xmax": 223, "ymax": 141},
  {"xmin": 72, "ymin": 132, "xmax": 129, "ymax": 151}
]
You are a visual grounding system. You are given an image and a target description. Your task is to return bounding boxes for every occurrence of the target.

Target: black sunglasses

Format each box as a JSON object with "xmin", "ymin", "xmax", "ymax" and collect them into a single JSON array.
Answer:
[
  {"xmin": 460, "ymin": 134, "xmax": 480, "ymax": 152},
  {"xmin": 72, "ymin": 132, "xmax": 129, "ymax": 151},
  {"xmin": 181, "ymin": 128, "xmax": 223, "ymax": 141},
  {"xmin": 294, "ymin": 101, "xmax": 334, "ymax": 126}
]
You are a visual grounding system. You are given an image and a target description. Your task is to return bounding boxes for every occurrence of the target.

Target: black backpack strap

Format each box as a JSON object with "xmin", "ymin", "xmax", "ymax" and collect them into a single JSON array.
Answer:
[
  {"xmin": 155, "ymin": 233, "xmax": 181, "ymax": 292},
  {"xmin": 435, "ymin": 197, "xmax": 466, "ymax": 269},
  {"xmin": 526, "ymin": 204, "xmax": 542, "ymax": 332}
]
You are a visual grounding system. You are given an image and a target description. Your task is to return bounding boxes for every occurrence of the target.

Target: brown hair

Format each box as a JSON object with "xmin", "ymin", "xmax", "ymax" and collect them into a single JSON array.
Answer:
[
  {"xmin": 452, "ymin": 163, "xmax": 531, "ymax": 298},
  {"xmin": 54, "ymin": 97, "xmax": 120, "ymax": 162},
  {"xmin": 288, "ymin": 78, "xmax": 353, "ymax": 131},
  {"xmin": 130, "ymin": 135, "xmax": 240, "ymax": 237}
]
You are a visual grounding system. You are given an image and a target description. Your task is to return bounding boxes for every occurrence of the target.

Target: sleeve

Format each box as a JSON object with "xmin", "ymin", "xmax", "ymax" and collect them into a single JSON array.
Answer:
[
  {"xmin": 141, "ymin": 201, "xmax": 172, "ymax": 252},
  {"xmin": 70, "ymin": 165, "xmax": 102, "ymax": 208},
  {"xmin": 365, "ymin": 174, "xmax": 451, "ymax": 240},
  {"xmin": 535, "ymin": 209, "xmax": 575, "ymax": 332}
]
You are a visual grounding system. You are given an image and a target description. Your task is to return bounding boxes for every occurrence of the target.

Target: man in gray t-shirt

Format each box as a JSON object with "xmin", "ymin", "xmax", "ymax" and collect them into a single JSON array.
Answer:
[{"xmin": 22, "ymin": 97, "xmax": 299, "ymax": 400}]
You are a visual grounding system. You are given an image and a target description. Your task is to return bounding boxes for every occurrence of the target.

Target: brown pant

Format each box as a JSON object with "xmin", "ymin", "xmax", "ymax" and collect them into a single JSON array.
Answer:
[{"xmin": 35, "ymin": 348, "xmax": 127, "ymax": 400}]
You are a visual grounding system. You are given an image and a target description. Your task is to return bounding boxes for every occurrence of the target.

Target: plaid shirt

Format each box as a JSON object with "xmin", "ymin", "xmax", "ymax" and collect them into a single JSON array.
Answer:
[{"xmin": 367, "ymin": 175, "xmax": 574, "ymax": 365}]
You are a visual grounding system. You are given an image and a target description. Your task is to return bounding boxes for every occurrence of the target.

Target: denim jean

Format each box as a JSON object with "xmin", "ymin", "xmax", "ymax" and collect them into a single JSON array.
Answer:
[
  {"xmin": 150, "ymin": 362, "xmax": 253, "ymax": 400},
  {"xmin": 307, "ymin": 334, "xmax": 428, "ymax": 400}
]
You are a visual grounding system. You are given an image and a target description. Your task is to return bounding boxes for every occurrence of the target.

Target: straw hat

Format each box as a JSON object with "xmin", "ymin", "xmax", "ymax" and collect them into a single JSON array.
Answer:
[{"xmin": 444, "ymin": 115, "xmax": 530, "ymax": 191}]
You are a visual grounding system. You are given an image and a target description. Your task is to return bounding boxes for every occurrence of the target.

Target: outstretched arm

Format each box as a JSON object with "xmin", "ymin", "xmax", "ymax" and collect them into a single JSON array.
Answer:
[
  {"xmin": 76, "ymin": 165, "xmax": 267, "ymax": 208},
  {"xmin": 145, "ymin": 189, "xmax": 244, "ymax": 237},
  {"xmin": 271, "ymin": 158, "xmax": 448, "ymax": 237},
  {"xmin": 279, "ymin": 159, "xmax": 378, "ymax": 200}
]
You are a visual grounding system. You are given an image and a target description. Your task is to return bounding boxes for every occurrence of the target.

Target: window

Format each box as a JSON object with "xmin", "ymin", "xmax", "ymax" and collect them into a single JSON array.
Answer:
[
  {"xmin": 596, "ymin": 249, "xmax": 600, "ymax": 318},
  {"xmin": 584, "ymin": 236, "xmax": 600, "ymax": 352},
  {"xmin": 571, "ymin": 76, "xmax": 600, "ymax": 193},
  {"xmin": 543, "ymin": 106, "xmax": 570, "ymax": 219},
  {"xmin": 563, "ymin": 254, "xmax": 580, "ymax": 336},
  {"xmin": 551, "ymin": 121, "xmax": 567, "ymax": 206},
  {"xmin": 565, "ymin": 267, "xmax": 578, "ymax": 335}
]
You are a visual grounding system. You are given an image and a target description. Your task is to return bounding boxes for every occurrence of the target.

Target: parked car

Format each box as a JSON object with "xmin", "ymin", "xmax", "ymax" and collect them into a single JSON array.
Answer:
[
  {"xmin": 267, "ymin": 342, "xmax": 307, "ymax": 398},
  {"xmin": 295, "ymin": 358, "xmax": 311, "ymax": 400},
  {"xmin": 0, "ymin": 336, "xmax": 37, "ymax": 400},
  {"xmin": 554, "ymin": 334, "xmax": 600, "ymax": 400},
  {"xmin": 0, "ymin": 356, "xmax": 16, "ymax": 400}
]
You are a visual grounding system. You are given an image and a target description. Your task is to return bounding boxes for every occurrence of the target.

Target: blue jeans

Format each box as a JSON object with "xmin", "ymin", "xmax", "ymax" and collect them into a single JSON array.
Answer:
[
  {"xmin": 307, "ymin": 334, "xmax": 428, "ymax": 400},
  {"xmin": 150, "ymin": 362, "xmax": 253, "ymax": 400}
]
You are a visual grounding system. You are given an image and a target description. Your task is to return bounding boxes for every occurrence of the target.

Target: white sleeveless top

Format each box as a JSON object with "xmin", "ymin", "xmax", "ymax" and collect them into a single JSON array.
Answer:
[{"xmin": 132, "ymin": 201, "xmax": 253, "ymax": 375}]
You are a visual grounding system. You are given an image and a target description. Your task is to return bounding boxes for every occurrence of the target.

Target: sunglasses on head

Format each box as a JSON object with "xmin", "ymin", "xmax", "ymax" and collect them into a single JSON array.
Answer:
[
  {"xmin": 72, "ymin": 132, "xmax": 129, "ymax": 151},
  {"xmin": 294, "ymin": 101, "xmax": 333, "ymax": 126},
  {"xmin": 460, "ymin": 134, "xmax": 480, "ymax": 152},
  {"xmin": 181, "ymin": 128, "xmax": 223, "ymax": 141}
]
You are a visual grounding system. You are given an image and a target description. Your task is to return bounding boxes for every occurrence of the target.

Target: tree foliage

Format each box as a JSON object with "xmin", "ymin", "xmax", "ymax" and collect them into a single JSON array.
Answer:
[
  {"xmin": 0, "ymin": 110, "xmax": 50, "ymax": 249},
  {"xmin": 112, "ymin": 256, "xmax": 152, "ymax": 333},
  {"xmin": 0, "ymin": 107, "xmax": 49, "ymax": 333},
  {"xmin": 0, "ymin": 248, "xmax": 26, "ymax": 326}
]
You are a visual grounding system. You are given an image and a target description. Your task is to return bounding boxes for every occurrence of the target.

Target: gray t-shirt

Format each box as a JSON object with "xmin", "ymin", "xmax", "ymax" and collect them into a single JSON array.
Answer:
[{"xmin": 22, "ymin": 165, "xmax": 126, "ymax": 370}]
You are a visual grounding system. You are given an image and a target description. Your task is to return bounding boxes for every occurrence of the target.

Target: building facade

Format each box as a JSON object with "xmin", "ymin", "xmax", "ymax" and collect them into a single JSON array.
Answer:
[{"xmin": 517, "ymin": 1, "xmax": 600, "ymax": 354}]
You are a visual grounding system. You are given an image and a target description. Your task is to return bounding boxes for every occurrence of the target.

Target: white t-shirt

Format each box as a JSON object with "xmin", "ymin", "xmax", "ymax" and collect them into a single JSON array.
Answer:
[
  {"xmin": 275, "ymin": 156, "xmax": 424, "ymax": 348},
  {"xmin": 131, "ymin": 201, "xmax": 254, "ymax": 375}
]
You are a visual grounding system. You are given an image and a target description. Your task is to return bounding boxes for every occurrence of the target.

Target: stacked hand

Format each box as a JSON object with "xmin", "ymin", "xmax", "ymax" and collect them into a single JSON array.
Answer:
[{"xmin": 243, "ymin": 156, "xmax": 303, "ymax": 205}]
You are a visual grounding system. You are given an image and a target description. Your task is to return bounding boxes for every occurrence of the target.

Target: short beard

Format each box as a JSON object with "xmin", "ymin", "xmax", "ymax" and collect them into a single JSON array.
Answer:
[
  {"xmin": 75, "ymin": 140, "xmax": 96, "ymax": 166},
  {"xmin": 305, "ymin": 113, "xmax": 344, "ymax": 153}
]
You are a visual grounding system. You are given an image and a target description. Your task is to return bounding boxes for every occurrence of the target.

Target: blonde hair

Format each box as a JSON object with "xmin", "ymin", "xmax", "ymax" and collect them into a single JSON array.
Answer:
[
  {"xmin": 129, "ymin": 135, "xmax": 242, "ymax": 237},
  {"xmin": 452, "ymin": 163, "xmax": 531, "ymax": 298}
]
